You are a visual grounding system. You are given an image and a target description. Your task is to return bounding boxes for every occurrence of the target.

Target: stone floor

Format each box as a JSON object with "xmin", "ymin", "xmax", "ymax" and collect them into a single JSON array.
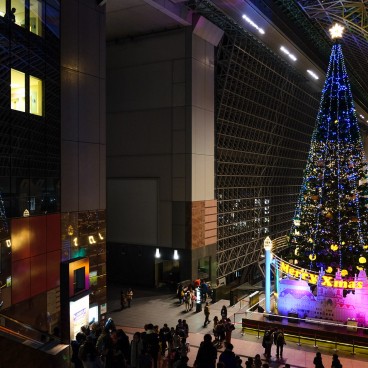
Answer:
[{"xmin": 106, "ymin": 284, "xmax": 368, "ymax": 368}]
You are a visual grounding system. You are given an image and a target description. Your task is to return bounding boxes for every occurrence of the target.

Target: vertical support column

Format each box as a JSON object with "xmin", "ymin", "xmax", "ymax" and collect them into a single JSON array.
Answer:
[{"xmin": 264, "ymin": 237, "xmax": 272, "ymax": 313}]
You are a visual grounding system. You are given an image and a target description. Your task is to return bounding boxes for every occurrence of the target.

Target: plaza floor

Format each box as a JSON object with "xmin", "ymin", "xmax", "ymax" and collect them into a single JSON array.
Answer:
[{"xmin": 106, "ymin": 284, "xmax": 368, "ymax": 368}]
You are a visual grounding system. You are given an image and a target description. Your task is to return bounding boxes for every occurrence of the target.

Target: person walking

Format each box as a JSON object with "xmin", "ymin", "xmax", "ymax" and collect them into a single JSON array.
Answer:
[
  {"xmin": 313, "ymin": 352, "xmax": 324, "ymax": 368},
  {"xmin": 194, "ymin": 334, "xmax": 217, "ymax": 368},
  {"xmin": 203, "ymin": 302, "xmax": 210, "ymax": 327}
]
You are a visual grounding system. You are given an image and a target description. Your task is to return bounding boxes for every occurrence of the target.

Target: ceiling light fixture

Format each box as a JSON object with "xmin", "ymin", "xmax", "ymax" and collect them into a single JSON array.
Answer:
[
  {"xmin": 242, "ymin": 14, "xmax": 265, "ymax": 35},
  {"xmin": 307, "ymin": 70, "xmax": 319, "ymax": 80},
  {"xmin": 280, "ymin": 46, "xmax": 297, "ymax": 61}
]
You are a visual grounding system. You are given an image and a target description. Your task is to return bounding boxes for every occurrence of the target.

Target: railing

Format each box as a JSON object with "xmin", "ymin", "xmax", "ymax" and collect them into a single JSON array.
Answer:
[
  {"xmin": 0, "ymin": 313, "xmax": 58, "ymax": 348},
  {"xmin": 232, "ymin": 310, "xmax": 368, "ymax": 357}
]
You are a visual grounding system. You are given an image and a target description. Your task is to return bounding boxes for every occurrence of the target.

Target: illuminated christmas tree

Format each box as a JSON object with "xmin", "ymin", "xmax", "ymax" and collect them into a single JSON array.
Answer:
[{"xmin": 288, "ymin": 24, "xmax": 368, "ymax": 278}]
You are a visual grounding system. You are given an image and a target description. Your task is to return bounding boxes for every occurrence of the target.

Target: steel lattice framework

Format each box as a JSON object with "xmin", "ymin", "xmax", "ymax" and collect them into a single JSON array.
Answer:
[
  {"xmin": 215, "ymin": 32, "xmax": 320, "ymax": 279},
  {"xmin": 187, "ymin": 0, "xmax": 324, "ymax": 280}
]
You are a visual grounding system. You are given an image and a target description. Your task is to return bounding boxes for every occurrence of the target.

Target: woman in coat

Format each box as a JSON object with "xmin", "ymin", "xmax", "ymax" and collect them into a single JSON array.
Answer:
[{"xmin": 130, "ymin": 332, "xmax": 143, "ymax": 368}]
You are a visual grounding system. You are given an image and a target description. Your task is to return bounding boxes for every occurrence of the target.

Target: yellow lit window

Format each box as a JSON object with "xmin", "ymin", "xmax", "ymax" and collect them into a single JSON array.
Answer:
[
  {"xmin": 0, "ymin": 1, "xmax": 5, "ymax": 18},
  {"xmin": 30, "ymin": 75, "xmax": 43, "ymax": 116},
  {"xmin": 11, "ymin": 0, "xmax": 25, "ymax": 27},
  {"xmin": 29, "ymin": 0, "xmax": 42, "ymax": 36},
  {"xmin": 11, "ymin": 69, "xmax": 25, "ymax": 112}
]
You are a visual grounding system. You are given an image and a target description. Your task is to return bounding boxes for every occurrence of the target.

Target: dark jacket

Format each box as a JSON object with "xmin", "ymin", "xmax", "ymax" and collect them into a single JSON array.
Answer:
[
  {"xmin": 219, "ymin": 349, "xmax": 237, "ymax": 368},
  {"xmin": 195, "ymin": 341, "xmax": 217, "ymax": 368}
]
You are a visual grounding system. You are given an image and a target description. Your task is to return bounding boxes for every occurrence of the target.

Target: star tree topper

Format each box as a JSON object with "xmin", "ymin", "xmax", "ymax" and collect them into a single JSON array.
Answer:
[{"xmin": 329, "ymin": 23, "xmax": 344, "ymax": 39}]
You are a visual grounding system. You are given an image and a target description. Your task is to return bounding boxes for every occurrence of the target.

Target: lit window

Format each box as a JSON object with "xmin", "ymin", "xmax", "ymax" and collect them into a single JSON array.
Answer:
[
  {"xmin": 30, "ymin": 75, "xmax": 43, "ymax": 115},
  {"xmin": 11, "ymin": 0, "xmax": 25, "ymax": 27},
  {"xmin": 11, "ymin": 69, "xmax": 43, "ymax": 116},
  {"xmin": 29, "ymin": 0, "xmax": 43, "ymax": 36},
  {"xmin": 11, "ymin": 69, "xmax": 25, "ymax": 112},
  {"xmin": 0, "ymin": 1, "xmax": 5, "ymax": 17},
  {"xmin": 1, "ymin": 0, "xmax": 46, "ymax": 37}
]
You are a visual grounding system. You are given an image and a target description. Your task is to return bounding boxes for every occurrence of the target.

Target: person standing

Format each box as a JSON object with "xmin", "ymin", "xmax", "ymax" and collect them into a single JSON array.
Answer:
[
  {"xmin": 221, "ymin": 305, "xmax": 227, "ymax": 320},
  {"xmin": 262, "ymin": 329, "xmax": 273, "ymax": 359},
  {"xmin": 245, "ymin": 357, "xmax": 253, "ymax": 368},
  {"xmin": 254, "ymin": 354, "xmax": 262, "ymax": 368},
  {"xmin": 194, "ymin": 334, "xmax": 217, "ymax": 368},
  {"xmin": 142, "ymin": 323, "xmax": 160, "ymax": 368},
  {"xmin": 159, "ymin": 323, "xmax": 170, "ymax": 357},
  {"xmin": 177, "ymin": 283, "xmax": 184, "ymax": 305},
  {"xmin": 313, "ymin": 352, "xmax": 324, "ymax": 368},
  {"xmin": 78, "ymin": 335, "xmax": 102, "ymax": 368},
  {"xmin": 331, "ymin": 353, "xmax": 342, "ymax": 368},
  {"xmin": 182, "ymin": 320, "xmax": 189, "ymax": 338},
  {"xmin": 225, "ymin": 318, "xmax": 235, "ymax": 345},
  {"xmin": 120, "ymin": 289, "xmax": 127, "ymax": 310},
  {"xmin": 276, "ymin": 330, "xmax": 286, "ymax": 358},
  {"xmin": 71, "ymin": 332, "xmax": 86, "ymax": 368},
  {"xmin": 130, "ymin": 332, "xmax": 143, "ymax": 368},
  {"xmin": 203, "ymin": 302, "xmax": 210, "ymax": 327},
  {"xmin": 126, "ymin": 288, "xmax": 133, "ymax": 308},
  {"xmin": 218, "ymin": 343, "xmax": 237, "ymax": 368}
]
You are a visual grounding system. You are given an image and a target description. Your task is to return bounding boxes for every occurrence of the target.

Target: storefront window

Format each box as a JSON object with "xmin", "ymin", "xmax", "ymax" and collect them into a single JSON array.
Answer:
[
  {"xmin": 29, "ymin": 0, "xmax": 43, "ymax": 36},
  {"xmin": 11, "ymin": 69, "xmax": 25, "ymax": 112},
  {"xmin": 30, "ymin": 75, "xmax": 43, "ymax": 116}
]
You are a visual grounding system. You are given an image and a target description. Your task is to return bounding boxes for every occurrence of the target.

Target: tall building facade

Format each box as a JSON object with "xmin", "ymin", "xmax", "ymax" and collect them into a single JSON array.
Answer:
[{"xmin": 0, "ymin": 0, "xmax": 106, "ymax": 364}]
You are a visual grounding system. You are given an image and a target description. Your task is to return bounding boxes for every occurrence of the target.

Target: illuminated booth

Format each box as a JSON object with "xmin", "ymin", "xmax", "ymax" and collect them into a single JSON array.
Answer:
[{"xmin": 60, "ymin": 257, "xmax": 90, "ymax": 343}]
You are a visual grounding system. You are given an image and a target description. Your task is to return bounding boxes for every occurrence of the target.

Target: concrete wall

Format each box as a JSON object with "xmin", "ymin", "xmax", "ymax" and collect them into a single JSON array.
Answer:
[
  {"xmin": 106, "ymin": 24, "xmax": 219, "ymax": 284},
  {"xmin": 107, "ymin": 28, "xmax": 190, "ymax": 250},
  {"xmin": 106, "ymin": 28, "xmax": 216, "ymax": 247}
]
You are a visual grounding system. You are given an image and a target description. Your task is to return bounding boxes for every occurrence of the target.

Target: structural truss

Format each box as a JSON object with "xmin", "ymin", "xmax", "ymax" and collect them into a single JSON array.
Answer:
[{"xmin": 214, "ymin": 28, "xmax": 323, "ymax": 280}]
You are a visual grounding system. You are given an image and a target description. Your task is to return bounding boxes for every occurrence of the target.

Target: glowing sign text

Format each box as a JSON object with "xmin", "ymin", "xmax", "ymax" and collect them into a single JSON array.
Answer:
[{"xmin": 280, "ymin": 262, "xmax": 362, "ymax": 289}]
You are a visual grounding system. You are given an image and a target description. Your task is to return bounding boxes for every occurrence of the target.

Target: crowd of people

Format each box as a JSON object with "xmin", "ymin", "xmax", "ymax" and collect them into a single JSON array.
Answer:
[
  {"xmin": 69, "ymin": 281, "xmax": 346, "ymax": 368},
  {"xmin": 70, "ymin": 314, "xmax": 294, "ymax": 368},
  {"xmin": 71, "ymin": 317, "xmax": 192, "ymax": 368},
  {"xmin": 177, "ymin": 280, "xmax": 213, "ymax": 308}
]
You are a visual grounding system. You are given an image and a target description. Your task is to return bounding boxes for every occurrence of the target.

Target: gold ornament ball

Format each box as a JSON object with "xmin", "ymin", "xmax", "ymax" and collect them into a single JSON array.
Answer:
[
  {"xmin": 330, "ymin": 244, "xmax": 338, "ymax": 251},
  {"xmin": 309, "ymin": 254, "xmax": 316, "ymax": 261},
  {"xmin": 359, "ymin": 256, "xmax": 367, "ymax": 264}
]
